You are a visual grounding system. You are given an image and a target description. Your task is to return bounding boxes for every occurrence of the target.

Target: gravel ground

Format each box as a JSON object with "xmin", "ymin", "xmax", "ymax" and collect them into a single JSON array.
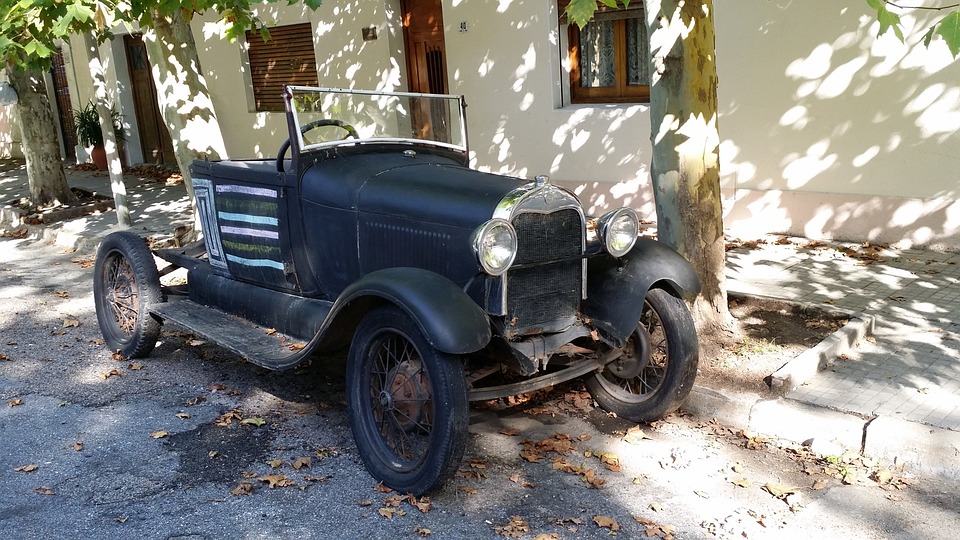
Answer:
[{"xmin": 2, "ymin": 236, "xmax": 960, "ymax": 540}]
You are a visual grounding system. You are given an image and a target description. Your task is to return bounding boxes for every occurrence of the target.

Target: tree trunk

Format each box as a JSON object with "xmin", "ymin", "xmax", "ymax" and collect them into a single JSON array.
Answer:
[
  {"xmin": 83, "ymin": 33, "xmax": 131, "ymax": 228},
  {"xmin": 4, "ymin": 66, "xmax": 76, "ymax": 206},
  {"xmin": 644, "ymin": 0, "xmax": 731, "ymax": 333},
  {"xmin": 141, "ymin": 7, "xmax": 228, "ymax": 206}
]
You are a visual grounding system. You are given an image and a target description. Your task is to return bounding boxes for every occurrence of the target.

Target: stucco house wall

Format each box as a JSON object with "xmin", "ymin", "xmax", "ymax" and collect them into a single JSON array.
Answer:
[{"xmin": 57, "ymin": 0, "xmax": 960, "ymax": 249}]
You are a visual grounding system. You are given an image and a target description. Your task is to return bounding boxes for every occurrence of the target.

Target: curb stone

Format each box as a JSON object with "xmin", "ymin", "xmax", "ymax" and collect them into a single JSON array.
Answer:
[{"xmin": 864, "ymin": 416, "xmax": 960, "ymax": 483}]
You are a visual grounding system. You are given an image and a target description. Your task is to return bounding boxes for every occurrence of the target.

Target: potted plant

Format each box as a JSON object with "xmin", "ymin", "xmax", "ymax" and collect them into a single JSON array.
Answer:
[{"xmin": 73, "ymin": 100, "xmax": 125, "ymax": 170}]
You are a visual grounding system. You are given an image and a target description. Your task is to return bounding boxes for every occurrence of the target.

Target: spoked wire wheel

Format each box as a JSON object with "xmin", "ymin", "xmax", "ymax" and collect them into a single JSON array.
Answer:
[
  {"xmin": 585, "ymin": 287, "xmax": 699, "ymax": 422},
  {"xmin": 93, "ymin": 232, "xmax": 163, "ymax": 358},
  {"xmin": 347, "ymin": 306, "xmax": 468, "ymax": 495}
]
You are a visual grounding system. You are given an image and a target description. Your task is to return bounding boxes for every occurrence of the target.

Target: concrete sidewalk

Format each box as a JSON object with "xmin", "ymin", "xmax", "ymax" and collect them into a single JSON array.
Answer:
[
  {"xmin": 0, "ymin": 160, "xmax": 192, "ymax": 252},
  {"xmin": 2, "ymin": 158, "xmax": 958, "ymax": 480},
  {"xmin": 723, "ymin": 240, "xmax": 960, "ymax": 481}
]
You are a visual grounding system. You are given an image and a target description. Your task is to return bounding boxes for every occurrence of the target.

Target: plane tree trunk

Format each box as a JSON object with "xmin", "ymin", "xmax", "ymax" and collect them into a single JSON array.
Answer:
[
  {"xmin": 5, "ymin": 65, "xmax": 76, "ymax": 206},
  {"xmin": 644, "ymin": 0, "xmax": 732, "ymax": 334}
]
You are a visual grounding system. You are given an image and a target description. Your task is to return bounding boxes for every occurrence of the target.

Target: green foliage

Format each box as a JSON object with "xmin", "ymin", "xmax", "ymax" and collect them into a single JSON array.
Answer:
[
  {"xmin": 72, "ymin": 100, "xmax": 125, "ymax": 147},
  {"xmin": 867, "ymin": 0, "xmax": 960, "ymax": 59},
  {"xmin": 866, "ymin": 0, "xmax": 904, "ymax": 41},
  {"xmin": 925, "ymin": 10, "xmax": 960, "ymax": 57},
  {"xmin": 565, "ymin": 0, "xmax": 631, "ymax": 29},
  {"xmin": 1, "ymin": 1, "xmax": 325, "ymax": 72}
]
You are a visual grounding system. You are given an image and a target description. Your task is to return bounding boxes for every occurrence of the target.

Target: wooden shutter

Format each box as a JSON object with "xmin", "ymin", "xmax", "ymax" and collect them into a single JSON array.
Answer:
[{"xmin": 246, "ymin": 23, "xmax": 319, "ymax": 112}]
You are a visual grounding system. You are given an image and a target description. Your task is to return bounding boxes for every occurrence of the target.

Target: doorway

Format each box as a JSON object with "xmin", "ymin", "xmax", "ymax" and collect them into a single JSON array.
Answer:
[
  {"xmin": 401, "ymin": 0, "xmax": 451, "ymax": 142},
  {"xmin": 124, "ymin": 34, "xmax": 176, "ymax": 165}
]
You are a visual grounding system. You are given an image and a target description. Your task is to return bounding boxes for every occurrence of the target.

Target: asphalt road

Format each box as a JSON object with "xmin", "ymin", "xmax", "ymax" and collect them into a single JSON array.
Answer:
[{"xmin": 2, "ymin": 236, "xmax": 959, "ymax": 540}]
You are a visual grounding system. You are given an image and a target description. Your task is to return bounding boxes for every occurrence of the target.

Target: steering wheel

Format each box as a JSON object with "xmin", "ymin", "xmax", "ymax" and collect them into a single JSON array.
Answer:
[{"xmin": 276, "ymin": 119, "xmax": 360, "ymax": 172}]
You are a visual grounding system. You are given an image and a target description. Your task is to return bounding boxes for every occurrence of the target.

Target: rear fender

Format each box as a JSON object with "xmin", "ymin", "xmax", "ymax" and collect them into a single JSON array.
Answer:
[
  {"xmin": 328, "ymin": 267, "xmax": 492, "ymax": 355},
  {"xmin": 582, "ymin": 238, "xmax": 700, "ymax": 344}
]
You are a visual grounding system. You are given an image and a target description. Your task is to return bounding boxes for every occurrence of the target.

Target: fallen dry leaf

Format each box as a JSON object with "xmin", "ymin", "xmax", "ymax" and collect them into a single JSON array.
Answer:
[
  {"xmin": 150, "ymin": 430, "xmax": 169, "ymax": 439},
  {"xmin": 593, "ymin": 515, "xmax": 620, "ymax": 532},
  {"xmin": 175, "ymin": 412, "xmax": 190, "ymax": 419},
  {"xmin": 358, "ymin": 500, "xmax": 373, "ymax": 507},
  {"xmin": 731, "ymin": 478, "xmax": 752, "ymax": 488},
  {"xmin": 265, "ymin": 460, "xmax": 283, "ymax": 469},
  {"xmin": 72, "ymin": 441, "xmax": 83, "ymax": 452},
  {"xmin": 508, "ymin": 471, "xmax": 535, "ymax": 488},
  {"xmin": 231, "ymin": 482, "xmax": 254, "ymax": 496},
  {"xmin": 764, "ymin": 482, "xmax": 797, "ymax": 499},
  {"xmin": 493, "ymin": 515, "xmax": 529, "ymax": 538},
  {"xmin": 373, "ymin": 483, "xmax": 393, "ymax": 493},
  {"xmin": 214, "ymin": 409, "xmax": 242, "ymax": 426},
  {"xmin": 407, "ymin": 494, "xmax": 433, "ymax": 513},
  {"xmin": 241, "ymin": 417, "xmax": 266, "ymax": 428},
  {"xmin": 460, "ymin": 486, "xmax": 477, "ymax": 495},
  {"xmin": 258, "ymin": 474, "xmax": 295, "ymax": 488},
  {"xmin": 55, "ymin": 290, "xmax": 70, "ymax": 298},
  {"xmin": 34, "ymin": 486, "xmax": 55, "ymax": 496},
  {"xmin": 378, "ymin": 507, "xmax": 407, "ymax": 519},
  {"xmin": 499, "ymin": 428, "xmax": 520, "ymax": 436},
  {"xmin": 812, "ymin": 478, "xmax": 830, "ymax": 490},
  {"xmin": 292, "ymin": 456, "xmax": 312, "ymax": 470},
  {"xmin": 414, "ymin": 526, "xmax": 432, "ymax": 536},
  {"xmin": 15, "ymin": 464, "xmax": 39, "ymax": 472},
  {"xmin": 623, "ymin": 425, "xmax": 651, "ymax": 444},
  {"xmin": 0, "ymin": 353, "xmax": 11, "ymax": 361},
  {"xmin": 100, "ymin": 369, "xmax": 122, "ymax": 379},
  {"xmin": 7, "ymin": 398, "xmax": 23, "ymax": 407},
  {"xmin": 62, "ymin": 319, "xmax": 79, "ymax": 328},
  {"xmin": 383, "ymin": 494, "xmax": 405, "ymax": 507},
  {"xmin": 128, "ymin": 363, "xmax": 145, "ymax": 370}
]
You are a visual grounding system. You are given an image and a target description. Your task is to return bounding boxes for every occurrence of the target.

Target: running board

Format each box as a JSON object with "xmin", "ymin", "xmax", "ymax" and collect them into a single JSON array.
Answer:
[{"xmin": 150, "ymin": 299, "xmax": 311, "ymax": 369}]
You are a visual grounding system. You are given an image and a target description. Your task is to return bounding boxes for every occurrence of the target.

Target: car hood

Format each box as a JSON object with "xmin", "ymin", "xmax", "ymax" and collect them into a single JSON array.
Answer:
[{"xmin": 358, "ymin": 162, "xmax": 525, "ymax": 227}]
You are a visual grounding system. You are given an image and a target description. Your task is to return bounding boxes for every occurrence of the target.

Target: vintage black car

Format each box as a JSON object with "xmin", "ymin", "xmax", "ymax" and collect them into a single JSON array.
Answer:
[{"xmin": 93, "ymin": 86, "xmax": 701, "ymax": 495}]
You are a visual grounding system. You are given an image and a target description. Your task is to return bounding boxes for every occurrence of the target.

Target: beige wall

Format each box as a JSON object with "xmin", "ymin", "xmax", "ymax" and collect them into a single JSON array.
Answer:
[
  {"xmin": 192, "ymin": 1, "xmax": 407, "ymax": 159},
  {"xmin": 716, "ymin": 2, "xmax": 960, "ymax": 248},
  {"xmin": 0, "ymin": 73, "xmax": 23, "ymax": 159},
  {"xmin": 57, "ymin": 0, "xmax": 960, "ymax": 248}
]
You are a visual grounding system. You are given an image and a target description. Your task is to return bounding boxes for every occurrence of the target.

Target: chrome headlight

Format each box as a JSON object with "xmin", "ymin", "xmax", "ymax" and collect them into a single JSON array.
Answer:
[
  {"xmin": 598, "ymin": 208, "xmax": 639, "ymax": 257},
  {"xmin": 472, "ymin": 218, "xmax": 517, "ymax": 276}
]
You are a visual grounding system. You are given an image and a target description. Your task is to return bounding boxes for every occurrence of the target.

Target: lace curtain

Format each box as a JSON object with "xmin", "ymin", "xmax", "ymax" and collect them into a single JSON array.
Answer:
[
  {"xmin": 578, "ymin": 18, "xmax": 650, "ymax": 88},
  {"xmin": 579, "ymin": 20, "xmax": 616, "ymax": 87}
]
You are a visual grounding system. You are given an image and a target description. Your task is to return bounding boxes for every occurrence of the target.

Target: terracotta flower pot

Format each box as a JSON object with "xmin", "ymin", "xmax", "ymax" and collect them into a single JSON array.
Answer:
[{"xmin": 91, "ymin": 145, "xmax": 108, "ymax": 170}]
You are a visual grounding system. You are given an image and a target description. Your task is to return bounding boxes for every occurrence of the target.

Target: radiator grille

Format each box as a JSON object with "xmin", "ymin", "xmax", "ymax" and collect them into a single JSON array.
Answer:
[{"xmin": 506, "ymin": 209, "xmax": 583, "ymax": 336}]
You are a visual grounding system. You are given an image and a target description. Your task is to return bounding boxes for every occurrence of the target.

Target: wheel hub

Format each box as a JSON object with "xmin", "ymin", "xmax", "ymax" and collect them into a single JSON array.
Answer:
[
  {"xmin": 383, "ymin": 359, "xmax": 431, "ymax": 430},
  {"xmin": 608, "ymin": 330, "xmax": 651, "ymax": 379}
]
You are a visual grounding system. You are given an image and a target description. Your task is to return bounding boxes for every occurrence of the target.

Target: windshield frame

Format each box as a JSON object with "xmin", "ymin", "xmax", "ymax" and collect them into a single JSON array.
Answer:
[{"xmin": 284, "ymin": 86, "xmax": 469, "ymax": 155}]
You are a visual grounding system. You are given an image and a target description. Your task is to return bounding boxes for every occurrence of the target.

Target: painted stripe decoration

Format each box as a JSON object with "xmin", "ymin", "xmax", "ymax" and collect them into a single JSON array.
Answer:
[
  {"xmin": 226, "ymin": 254, "xmax": 285, "ymax": 270},
  {"xmin": 220, "ymin": 226, "xmax": 280, "ymax": 239},
  {"xmin": 216, "ymin": 184, "xmax": 277, "ymax": 198},
  {"xmin": 218, "ymin": 211, "xmax": 279, "ymax": 226}
]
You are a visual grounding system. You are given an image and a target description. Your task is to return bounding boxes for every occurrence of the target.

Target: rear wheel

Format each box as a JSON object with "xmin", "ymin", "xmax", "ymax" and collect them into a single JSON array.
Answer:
[
  {"xmin": 346, "ymin": 305, "xmax": 469, "ymax": 495},
  {"xmin": 585, "ymin": 288, "xmax": 698, "ymax": 422},
  {"xmin": 93, "ymin": 232, "xmax": 163, "ymax": 358}
]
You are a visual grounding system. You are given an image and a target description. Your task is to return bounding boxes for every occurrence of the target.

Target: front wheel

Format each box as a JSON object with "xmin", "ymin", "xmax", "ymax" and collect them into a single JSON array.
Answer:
[
  {"xmin": 585, "ymin": 287, "xmax": 699, "ymax": 422},
  {"xmin": 93, "ymin": 231, "xmax": 164, "ymax": 358},
  {"xmin": 346, "ymin": 305, "xmax": 469, "ymax": 495}
]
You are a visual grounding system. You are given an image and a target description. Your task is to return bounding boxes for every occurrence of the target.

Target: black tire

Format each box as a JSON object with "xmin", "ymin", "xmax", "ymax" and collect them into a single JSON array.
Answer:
[
  {"xmin": 585, "ymin": 287, "xmax": 699, "ymax": 422},
  {"xmin": 93, "ymin": 231, "xmax": 164, "ymax": 358},
  {"xmin": 346, "ymin": 305, "xmax": 469, "ymax": 495}
]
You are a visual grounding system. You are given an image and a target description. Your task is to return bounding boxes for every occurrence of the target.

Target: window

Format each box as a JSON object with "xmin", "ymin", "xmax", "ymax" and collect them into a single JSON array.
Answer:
[
  {"xmin": 246, "ymin": 23, "xmax": 319, "ymax": 112},
  {"xmin": 560, "ymin": 2, "xmax": 650, "ymax": 104}
]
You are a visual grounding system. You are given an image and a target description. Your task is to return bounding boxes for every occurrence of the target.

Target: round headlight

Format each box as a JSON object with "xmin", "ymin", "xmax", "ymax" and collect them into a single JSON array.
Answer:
[
  {"xmin": 472, "ymin": 219, "xmax": 517, "ymax": 276},
  {"xmin": 599, "ymin": 208, "xmax": 639, "ymax": 257}
]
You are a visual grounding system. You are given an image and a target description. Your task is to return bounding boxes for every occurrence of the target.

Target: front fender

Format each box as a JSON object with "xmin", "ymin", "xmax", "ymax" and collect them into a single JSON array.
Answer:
[
  {"xmin": 331, "ymin": 267, "xmax": 492, "ymax": 355},
  {"xmin": 582, "ymin": 238, "xmax": 700, "ymax": 344}
]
